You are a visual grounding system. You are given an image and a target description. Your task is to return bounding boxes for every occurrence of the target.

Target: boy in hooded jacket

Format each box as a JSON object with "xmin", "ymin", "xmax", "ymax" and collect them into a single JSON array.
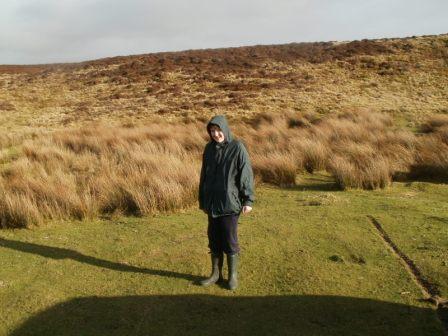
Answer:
[{"xmin": 199, "ymin": 115, "xmax": 254, "ymax": 290}]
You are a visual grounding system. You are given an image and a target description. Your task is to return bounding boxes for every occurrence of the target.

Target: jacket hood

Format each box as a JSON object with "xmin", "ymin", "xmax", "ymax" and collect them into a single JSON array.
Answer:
[{"xmin": 207, "ymin": 115, "xmax": 233, "ymax": 143}]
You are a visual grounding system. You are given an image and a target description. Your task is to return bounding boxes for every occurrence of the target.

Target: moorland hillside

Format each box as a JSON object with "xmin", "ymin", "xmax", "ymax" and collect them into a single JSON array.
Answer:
[{"xmin": 1, "ymin": 34, "xmax": 447, "ymax": 133}]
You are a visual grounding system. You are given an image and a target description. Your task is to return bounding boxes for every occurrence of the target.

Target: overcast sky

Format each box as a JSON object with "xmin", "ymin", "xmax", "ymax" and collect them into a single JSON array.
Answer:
[{"xmin": 1, "ymin": 0, "xmax": 447, "ymax": 64}]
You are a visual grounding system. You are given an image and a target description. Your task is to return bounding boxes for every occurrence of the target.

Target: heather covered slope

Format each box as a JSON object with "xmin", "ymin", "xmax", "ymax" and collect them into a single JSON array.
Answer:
[{"xmin": 0, "ymin": 34, "xmax": 447, "ymax": 134}]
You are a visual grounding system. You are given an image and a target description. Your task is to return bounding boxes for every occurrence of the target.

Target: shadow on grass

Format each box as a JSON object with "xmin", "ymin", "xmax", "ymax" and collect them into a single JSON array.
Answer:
[
  {"xmin": 404, "ymin": 168, "xmax": 448, "ymax": 185},
  {"xmin": 10, "ymin": 295, "xmax": 444, "ymax": 336},
  {"xmin": 293, "ymin": 181, "xmax": 341, "ymax": 192},
  {"xmin": 293, "ymin": 174, "xmax": 341, "ymax": 192},
  {"xmin": 0, "ymin": 238, "xmax": 201, "ymax": 282}
]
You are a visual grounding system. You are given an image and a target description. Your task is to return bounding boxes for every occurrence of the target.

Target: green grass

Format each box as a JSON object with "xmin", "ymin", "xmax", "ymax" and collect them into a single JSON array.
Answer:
[
  {"xmin": 0, "ymin": 174, "xmax": 446, "ymax": 335},
  {"xmin": 359, "ymin": 181, "xmax": 448, "ymax": 297}
]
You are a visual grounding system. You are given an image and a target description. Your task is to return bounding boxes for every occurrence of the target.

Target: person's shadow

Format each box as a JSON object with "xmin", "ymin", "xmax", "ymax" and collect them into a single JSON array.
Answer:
[
  {"xmin": 0, "ymin": 237, "xmax": 202, "ymax": 282},
  {"xmin": 9, "ymin": 294, "xmax": 447, "ymax": 336}
]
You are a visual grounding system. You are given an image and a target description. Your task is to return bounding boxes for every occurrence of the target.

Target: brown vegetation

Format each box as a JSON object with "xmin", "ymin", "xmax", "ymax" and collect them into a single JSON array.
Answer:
[
  {"xmin": 1, "ymin": 110, "xmax": 448, "ymax": 228},
  {"xmin": 242, "ymin": 110, "xmax": 417, "ymax": 189},
  {"xmin": 0, "ymin": 123, "xmax": 205, "ymax": 228},
  {"xmin": 243, "ymin": 110, "xmax": 446, "ymax": 189},
  {"xmin": 1, "ymin": 34, "xmax": 447, "ymax": 134},
  {"xmin": 410, "ymin": 115, "xmax": 448, "ymax": 178},
  {"xmin": 1, "ymin": 34, "xmax": 447, "ymax": 228}
]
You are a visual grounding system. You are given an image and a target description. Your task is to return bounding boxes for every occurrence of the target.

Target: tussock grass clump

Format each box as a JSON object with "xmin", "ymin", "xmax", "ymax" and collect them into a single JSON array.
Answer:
[
  {"xmin": 252, "ymin": 152, "xmax": 297, "ymax": 186},
  {"xmin": 409, "ymin": 114, "xmax": 448, "ymax": 179},
  {"xmin": 411, "ymin": 138, "xmax": 448, "ymax": 179},
  {"xmin": 240, "ymin": 113, "xmax": 300, "ymax": 185},
  {"xmin": 290, "ymin": 137, "xmax": 329, "ymax": 174},
  {"xmin": 420, "ymin": 114, "xmax": 448, "ymax": 133},
  {"xmin": 252, "ymin": 109, "xmax": 448, "ymax": 189},
  {"xmin": 0, "ymin": 124, "xmax": 203, "ymax": 228},
  {"xmin": 316, "ymin": 112, "xmax": 415, "ymax": 188},
  {"xmin": 328, "ymin": 150, "xmax": 391, "ymax": 190},
  {"xmin": 242, "ymin": 110, "xmax": 417, "ymax": 190}
]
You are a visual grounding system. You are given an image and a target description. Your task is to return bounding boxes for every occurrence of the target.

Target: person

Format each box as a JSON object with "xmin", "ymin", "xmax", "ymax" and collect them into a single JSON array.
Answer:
[{"xmin": 198, "ymin": 115, "xmax": 254, "ymax": 290}]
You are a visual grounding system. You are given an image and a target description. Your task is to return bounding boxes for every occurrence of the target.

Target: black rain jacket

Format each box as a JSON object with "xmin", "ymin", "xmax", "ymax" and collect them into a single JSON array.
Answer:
[{"xmin": 199, "ymin": 115, "xmax": 254, "ymax": 217}]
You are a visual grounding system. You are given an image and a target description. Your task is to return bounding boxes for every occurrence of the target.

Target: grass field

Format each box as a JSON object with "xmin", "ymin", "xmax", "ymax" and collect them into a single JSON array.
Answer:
[{"xmin": 0, "ymin": 174, "xmax": 446, "ymax": 335}]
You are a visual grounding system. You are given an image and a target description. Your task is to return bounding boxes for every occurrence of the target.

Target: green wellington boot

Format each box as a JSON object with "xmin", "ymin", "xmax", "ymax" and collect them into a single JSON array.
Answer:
[
  {"xmin": 227, "ymin": 253, "xmax": 239, "ymax": 290},
  {"xmin": 200, "ymin": 253, "xmax": 224, "ymax": 286},
  {"xmin": 217, "ymin": 253, "xmax": 224, "ymax": 284}
]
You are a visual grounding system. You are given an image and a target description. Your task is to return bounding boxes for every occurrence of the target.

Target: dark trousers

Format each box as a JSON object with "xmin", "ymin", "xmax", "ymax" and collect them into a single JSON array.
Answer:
[{"xmin": 207, "ymin": 214, "xmax": 240, "ymax": 255}]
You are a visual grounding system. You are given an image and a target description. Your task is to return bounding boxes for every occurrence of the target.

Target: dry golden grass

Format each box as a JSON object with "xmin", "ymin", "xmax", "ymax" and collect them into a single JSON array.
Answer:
[
  {"xmin": 420, "ymin": 114, "xmax": 448, "ymax": 133},
  {"xmin": 243, "ymin": 110, "xmax": 446, "ymax": 189},
  {"xmin": 0, "ymin": 110, "xmax": 447, "ymax": 227},
  {"xmin": 327, "ymin": 153, "xmax": 391, "ymax": 189},
  {"xmin": 0, "ymin": 123, "xmax": 205, "ymax": 228},
  {"xmin": 411, "ymin": 116, "xmax": 448, "ymax": 178},
  {"xmin": 411, "ymin": 135, "xmax": 448, "ymax": 178},
  {"xmin": 291, "ymin": 137, "xmax": 329, "ymax": 174},
  {"xmin": 252, "ymin": 152, "xmax": 297, "ymax": 186},
  {"xmin": 239, "ymin": 110, "xmax": 420, "ymax": 189}
]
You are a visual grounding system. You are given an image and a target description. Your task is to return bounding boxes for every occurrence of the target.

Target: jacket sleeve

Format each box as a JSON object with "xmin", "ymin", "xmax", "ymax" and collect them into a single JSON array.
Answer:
[
  {"xmin": 198, "ymin": 147, "xmax": 207, "ymax": 210},
  {"xmin": 237, "ymin": 142, "xmax": 254, "ymax": 207}
]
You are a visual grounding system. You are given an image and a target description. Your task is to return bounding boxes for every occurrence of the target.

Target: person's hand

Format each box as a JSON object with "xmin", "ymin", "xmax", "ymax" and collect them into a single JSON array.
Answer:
[{"xmin": 242, "ymin": 205, "xmax": 252, "ymax": 214}]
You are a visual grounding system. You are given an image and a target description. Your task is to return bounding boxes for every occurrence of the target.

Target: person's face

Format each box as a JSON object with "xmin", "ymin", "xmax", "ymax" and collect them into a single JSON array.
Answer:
[{"xmin": 209, "ymin": 125, "xmax": 225, "ymax": 143}]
